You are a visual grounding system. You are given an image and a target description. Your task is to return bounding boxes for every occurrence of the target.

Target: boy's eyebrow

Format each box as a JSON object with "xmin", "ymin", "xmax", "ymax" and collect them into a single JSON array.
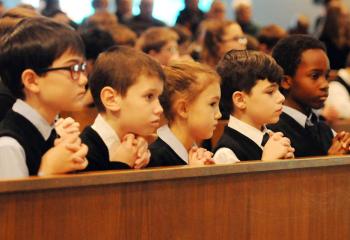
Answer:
[
  {"xmin": 143, "ymin": 87, "xmax": 162, "ymax": 92},
  {"xmin": 61, "ymin": 58, "xmax": 84, "ymax": 65},
  {"xmin": 308, "ymin": 68, "xmax": 330, "ymax": 73},
  {"xmin": 265, "ymin": 82, "xmax": 278, "ymax": 88}
]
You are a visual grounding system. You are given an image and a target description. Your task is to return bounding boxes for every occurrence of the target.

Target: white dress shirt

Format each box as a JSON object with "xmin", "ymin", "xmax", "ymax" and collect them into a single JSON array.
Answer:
[
  {"xmin": 213, "ymin": 115, "xmax": 269, "ymax": 164},
  {"xmin": 157, "ymin": 125, "xmax": 189, "ymax": 164},
  {"xmin": 0, "ymin": 99, "xmax": 54, "ymax": 179},
  {"xmin": 91, "ymin": 114, "xmax": 121, "ymax": 160}
]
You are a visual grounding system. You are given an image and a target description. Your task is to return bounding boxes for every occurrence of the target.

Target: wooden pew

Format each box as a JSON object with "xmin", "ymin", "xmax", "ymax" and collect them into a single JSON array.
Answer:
[{"xmin": 1, "ymin": 156, "xmax": 350, "ymax": 240}]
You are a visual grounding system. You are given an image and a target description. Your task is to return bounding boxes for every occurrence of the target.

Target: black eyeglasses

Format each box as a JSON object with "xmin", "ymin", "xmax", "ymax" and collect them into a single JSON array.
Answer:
[{"xmin": 37, "ymin": 63, "xmax": 87, "ymax": 80}]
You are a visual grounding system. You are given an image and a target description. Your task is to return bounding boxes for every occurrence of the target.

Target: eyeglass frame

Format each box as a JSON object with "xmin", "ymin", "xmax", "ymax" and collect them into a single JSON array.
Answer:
[{"xmin": 36, "ymin": 62, "xmax": 87, "ymax": 81}]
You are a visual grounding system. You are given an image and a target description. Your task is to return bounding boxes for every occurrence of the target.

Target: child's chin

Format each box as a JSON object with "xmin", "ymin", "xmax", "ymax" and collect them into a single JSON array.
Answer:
[{"xmin": 268, "ymin": 116, "xmax": 280, "ymax": 124}]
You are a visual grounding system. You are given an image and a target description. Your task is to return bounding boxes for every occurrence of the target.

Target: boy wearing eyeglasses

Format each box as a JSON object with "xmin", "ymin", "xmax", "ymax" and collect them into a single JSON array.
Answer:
[{"xmin": 0, "ymin": 17, "xmax": 89, "ymax": 178}]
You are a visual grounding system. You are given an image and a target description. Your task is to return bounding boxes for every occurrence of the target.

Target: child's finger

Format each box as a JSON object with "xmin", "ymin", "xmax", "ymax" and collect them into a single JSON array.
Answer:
[
  {"xmin": 280, "ymin": 137, "xmax": 291, "ymax": 146},
  {"xmin": 196, "ymin": 148, "xmax": 207, "ymax": 159},
  {"xmin": 55, "ymin": 118, "xmax": 64, "ymax": 126},
  {"xmin": 335, "ymin": 131, "xmax": 346, "ymax": 140},
  {"xmin": 123, "ymin": 134, "xmax": 136, "ymax": 146},
  {"xmin": 135, "ymin": 137, "xmax": 148, "ymax": 157},
  {"xmin": 72, "ymin": 158, "xmax": 88, "ymax": 170},
  {"xmin": 134, "ymin": 151, "xmax": 150, "ymax": 169},
  {"xmin": 73, "ymin": 144, "xmax": 89, "ymax": 159},
  {"xmin": 271, "ymin": 132, "xmax": 284, "ymax": 140},
  {"xmin": 285, "ymin": 152, "xmax": 294, "ymax": 159},
  {"xmin": 203, "ymin": 150, "xmax": 213, "ymax": 159}
]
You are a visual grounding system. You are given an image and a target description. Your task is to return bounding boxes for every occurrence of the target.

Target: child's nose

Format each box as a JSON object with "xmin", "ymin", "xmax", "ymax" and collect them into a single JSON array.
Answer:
[
  {"xmin": 215, "ymin": 108, "xmax": 222, "ymax": 119},
  {"xmin": 319, "ymin": 76, "xmax": 329, "ymax": 92},
  {"xmin": 79, "ymin": 72, "xmax": 88, "ymax": 87},
  {"xmin": 154, "ymin": 100, "xmax": 163, "ymax": 115},
  {"xmin": 277, "ymin": 90, "xmax": 285, "ymax": 104}
]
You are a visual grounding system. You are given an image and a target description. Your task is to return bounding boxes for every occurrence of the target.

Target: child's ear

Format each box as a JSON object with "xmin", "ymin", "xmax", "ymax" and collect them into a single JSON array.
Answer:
[
  {"xmin": 173, "ymin": 99, "xmax": 188, "ymax": 119},
  {"xmin": 232, "ymin": 91, "xmax": 246, "ymax": 110},
  {"xmin": 281, "ymin": 75, "xmax": 292, "ymax": 91},
  {"xmin": 21, "ymin": 69, "xmax": 40, "ymax": 94},
  {"xmin": 100, "ymin": 86, "xmax": 121, "ymax": 112}
]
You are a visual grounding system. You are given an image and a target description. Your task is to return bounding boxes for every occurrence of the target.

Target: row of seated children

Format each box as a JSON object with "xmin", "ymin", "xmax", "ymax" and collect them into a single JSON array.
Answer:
[
  {"xmin": 1, "ymin": 16, "xmax": 350, "ymax": 178},
  {"xmin": 78, "ymin": 34, "xmax": 350, "ymax": 169}
]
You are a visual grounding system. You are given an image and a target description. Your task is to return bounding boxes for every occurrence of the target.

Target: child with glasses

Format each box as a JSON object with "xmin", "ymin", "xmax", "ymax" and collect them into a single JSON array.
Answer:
[{"xmin": 0, "ymin": 17, "xmax": 89, "ymax": 178}]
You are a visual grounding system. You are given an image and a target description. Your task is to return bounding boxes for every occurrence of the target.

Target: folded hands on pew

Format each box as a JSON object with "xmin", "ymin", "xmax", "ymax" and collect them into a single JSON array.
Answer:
[
  {"xmin": 39, "ymin": 118, "xmax": 88, "ymax": 176},
  {"xmin": 110, "ymin": 134, "xmax": 150, "ymax": 169},
  {"xmin": 262, "ymin": 132, "xmax": 295, "ymax": 161},
  {"xmin": 328, "ymin": 131, "xmax": 350, "ymax": 155}
]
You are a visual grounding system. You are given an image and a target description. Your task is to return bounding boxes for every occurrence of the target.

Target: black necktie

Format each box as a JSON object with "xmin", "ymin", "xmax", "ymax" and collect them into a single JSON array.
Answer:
[
  {"xmin": 305, "ymin": 112, "xmax": 322, "ymax": 146},
  {"xmin": 261, "ymin": 132, "xmax": 270, "ymax": 147}
]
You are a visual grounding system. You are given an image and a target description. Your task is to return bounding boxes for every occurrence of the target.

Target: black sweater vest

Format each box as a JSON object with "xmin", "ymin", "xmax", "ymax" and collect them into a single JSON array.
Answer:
[
  {"xmin": 0, "ymin": 110, "xmax": 55, "ymax": 175},
  {"xmin": 267, "ymin": 112, "xmax": 333, "ymax": 157},
  {"xmin": 213, "ymin": 126, "xmax": 262, "ymax": 161},
  {"xmin": 80, "ymin": 126, "xmax": 130, "ymax": 171},
  {"xmin": 149, "ymin": 138, "xmax": 187, "ymax": 167}
]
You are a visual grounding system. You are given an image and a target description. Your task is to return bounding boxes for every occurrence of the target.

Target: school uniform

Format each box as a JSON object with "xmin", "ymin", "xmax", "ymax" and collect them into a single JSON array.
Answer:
[
  {"xmin": 325, "ymin": 69, "xmax": 350, "ymax": 119},
  {"xmin": 149, "ymin": 125, "xmax": 188, "ymax": 167},
  {"xmin": 80, "ymin": 114, "xmax": 131, "ymax": 171},
  {"xmin": 267, "ymin": 106, "xmax": 334, "ymax": 158},
  {"xmin": 213, "ymin": 115, "xmax": 269, "ymax": 163},
  {"xmin": 0, "ymin": 99, "xmax": 56, "ymax": 178}
]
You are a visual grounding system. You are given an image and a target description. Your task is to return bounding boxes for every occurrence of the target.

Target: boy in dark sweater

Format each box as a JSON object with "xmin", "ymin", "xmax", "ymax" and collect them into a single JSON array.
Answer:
[
  {"xmin": 268, "ymin": 34, "xmax": 350, "ymax": 157},
  {"xmin": 213, "ymin": 50, "xmax": 294, "ymax": 163},
  {"xmin": 0, "ymin": 17, "xmax": 89, "ymax": 178},
  {"xmin": 80, "ymin": 46, "xmax": 164, "ymax": 171}
]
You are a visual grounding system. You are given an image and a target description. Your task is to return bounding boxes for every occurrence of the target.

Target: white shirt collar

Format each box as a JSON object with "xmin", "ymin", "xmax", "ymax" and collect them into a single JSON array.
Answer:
[
  {"xmin": 338, "ymin": 69, "xmax": 350, "ymax": 86},
  {"xmin": 157, "ymin": 125, "xmax": 189, "ymax": 163},
  {"xmin": 282, "ymin": 105, "xmax": 320, "ymax": 128},
  {"xmin": 228, "ymin": 115, "xmax": 269, "ymax": 149},
  {"xmin": 12, "ymin": 99, "xmax": 54, "ymax": 140},
  {"xmin": 91, "ymin": 114, "xmax": 121, "ymax": 159},
  {"xmin": 282, "ymin": 105, "xmax": 308, "ymax": 127}
]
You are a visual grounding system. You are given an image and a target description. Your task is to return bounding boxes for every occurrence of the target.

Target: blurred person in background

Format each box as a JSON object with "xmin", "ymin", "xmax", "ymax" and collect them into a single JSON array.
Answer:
[{"xmin": 232, "ymin": 0, "xmax": 259, "ymax": 36}]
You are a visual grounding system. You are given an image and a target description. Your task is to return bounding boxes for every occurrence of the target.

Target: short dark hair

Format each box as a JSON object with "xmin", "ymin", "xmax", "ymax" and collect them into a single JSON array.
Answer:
[
  {"xmin": 89, "ymin": 46, "xmax": 166, "ymax": 112},
  {"xmin": 272, "ymin": 34, "xmax": 326, "ymax": 77},
  {"xmin": 0, "ymin": 17, "xmax": 85, "ymax": 99},
  {"xmin": 217, "ymin": 50, "xmax": 283, "ymax": 116},
  {"xmin": 80, "ymin": 27, "xmax": 115, "ymax": 61}
]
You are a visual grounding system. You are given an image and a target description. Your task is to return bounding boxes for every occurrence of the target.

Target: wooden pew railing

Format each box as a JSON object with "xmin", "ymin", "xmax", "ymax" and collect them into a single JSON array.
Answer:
[{"xmin": 1, "ymin": 156, "xmax": 350, "ymax": 240}]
